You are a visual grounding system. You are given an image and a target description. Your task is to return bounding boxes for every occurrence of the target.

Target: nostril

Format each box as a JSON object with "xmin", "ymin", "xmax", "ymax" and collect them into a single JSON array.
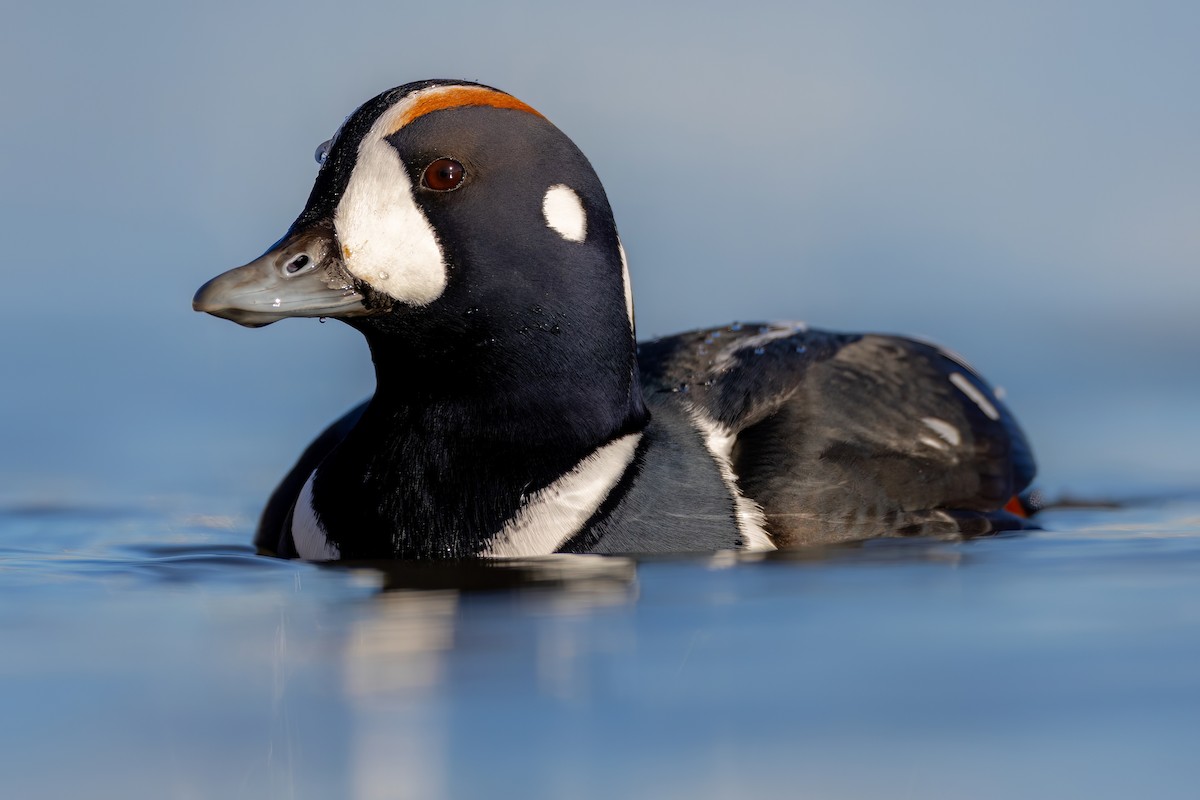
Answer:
[{"xmin": 285, "ymin": 254, "xmax": 311, "ymax": 274}]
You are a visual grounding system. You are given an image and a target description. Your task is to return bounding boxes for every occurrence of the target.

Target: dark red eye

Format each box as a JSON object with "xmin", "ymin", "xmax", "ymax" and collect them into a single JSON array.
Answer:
[{"xmin": 422, "ymin": 158, "xmax": 465, "ymax": 191}]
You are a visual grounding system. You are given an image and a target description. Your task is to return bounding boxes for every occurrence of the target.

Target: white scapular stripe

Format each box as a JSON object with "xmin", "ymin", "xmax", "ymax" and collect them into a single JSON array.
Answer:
[
  {"xmin": 542, "ymin": 184, "xmax": 587, "ymax": 242},
  {"xmin": 334, "ymin": 89, "xmax": 451, "ymax": 305},
  {"xmin": 921, "ymin": 416, "xmax": 962, "ymax": 447},
  {"xmin": 711, "ymin": 322, "xmax": 808, "ymax": 372},
  {"xmin": 949, "ymin": 372, "xmax": 1000, "ymax": 420},
  {"xmin": 292, "ymin": 471, "xmax": 341, "ymax": 561},
  {"xmin": 684, "ymin": 406, "xmax": 776, "ymax": 552},
  {"xmin": 483, "ymin": 432, "xmax": 642, "ymax": 558}
]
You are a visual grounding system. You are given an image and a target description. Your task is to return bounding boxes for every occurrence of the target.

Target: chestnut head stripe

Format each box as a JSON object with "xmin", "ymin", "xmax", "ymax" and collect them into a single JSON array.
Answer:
[{"xmin": 387, "ymin": 86, "xmax": 543, "ymax": 135}]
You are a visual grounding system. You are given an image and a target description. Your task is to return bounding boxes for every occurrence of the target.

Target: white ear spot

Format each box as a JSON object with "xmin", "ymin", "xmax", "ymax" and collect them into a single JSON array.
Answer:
[{"xmin": 542, "ymin": 185, "xmax": 587, "ymax": 242}]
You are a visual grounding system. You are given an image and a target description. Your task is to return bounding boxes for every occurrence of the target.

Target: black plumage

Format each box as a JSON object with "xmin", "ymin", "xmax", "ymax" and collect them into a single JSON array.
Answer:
[{"xmin": 195, "ymin": 79, "xmax": 1036, "ymax": 561}]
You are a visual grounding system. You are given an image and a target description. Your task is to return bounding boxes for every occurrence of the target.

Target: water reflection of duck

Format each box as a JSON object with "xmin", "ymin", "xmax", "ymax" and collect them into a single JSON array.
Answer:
[{"xmin": 194, "ymin": 80, "xmax": 1036, "ymax": 561}]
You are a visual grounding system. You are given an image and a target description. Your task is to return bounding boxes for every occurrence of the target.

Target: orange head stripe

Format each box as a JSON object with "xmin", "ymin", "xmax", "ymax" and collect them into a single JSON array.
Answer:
[{"xmin": 390, "ymin": 87, "xmax": 543, "ymax": 134}]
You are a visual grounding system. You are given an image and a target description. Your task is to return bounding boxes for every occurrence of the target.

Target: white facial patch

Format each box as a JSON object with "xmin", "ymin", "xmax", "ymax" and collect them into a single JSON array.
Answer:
[
  {"xmin": 334, "ymin": 92, "xmax": 450, "ymax": 306},
  {"xmin": 618, "ymin": 239, "xmax": 634, "ymax": 328},
  {"xmin": 542, "ymin": 185, "xmax": 587, "ymax": 242}
]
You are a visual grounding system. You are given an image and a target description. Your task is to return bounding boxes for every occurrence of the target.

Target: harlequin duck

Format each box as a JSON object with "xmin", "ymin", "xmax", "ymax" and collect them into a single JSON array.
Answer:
[{"xmin": 193, "ymin": 79, "xmax": 1035, "ymax": 561}]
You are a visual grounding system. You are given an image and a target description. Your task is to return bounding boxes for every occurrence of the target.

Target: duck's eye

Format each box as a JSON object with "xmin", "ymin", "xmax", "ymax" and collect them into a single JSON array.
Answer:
[
  {"xmin": 284, "ymin": 254, "xmax": 312, "ymax": 275},
  {"xmin": 422, "ymin": 158, "xmax": 465, "ymax": 192},
  {"xmin": 314, "ymin": 140, "xmax": 332, "ymax": 165}
]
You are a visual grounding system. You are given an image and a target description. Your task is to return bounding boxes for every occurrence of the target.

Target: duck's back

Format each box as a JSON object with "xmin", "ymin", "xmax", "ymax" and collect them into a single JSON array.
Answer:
[{"xmin": 638, "ymin": 323, "xmax": 1036, "ymax": 546}]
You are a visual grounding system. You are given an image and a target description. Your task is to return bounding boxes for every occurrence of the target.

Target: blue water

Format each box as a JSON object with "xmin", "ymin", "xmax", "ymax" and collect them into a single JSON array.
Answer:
[
  {"xmin": 4, "ymin": 3, "xmax": 1200, "ymax": 797},
  {"xmin": 3, "ymin": 496, "xmax": 1199, "ymax": 799}
]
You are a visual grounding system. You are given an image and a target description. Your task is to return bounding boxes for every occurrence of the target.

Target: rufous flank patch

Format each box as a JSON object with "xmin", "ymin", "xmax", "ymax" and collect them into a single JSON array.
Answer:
[{"xmin": 1004, "ymin": 495, "xmax": 1028, "ymax": 518}]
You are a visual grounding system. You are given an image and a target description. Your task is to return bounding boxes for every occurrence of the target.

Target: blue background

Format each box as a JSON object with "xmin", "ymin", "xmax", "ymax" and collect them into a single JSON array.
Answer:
[{"xmin": 3, "ymin": 0, "xmax": 1198, "ymax": 508}]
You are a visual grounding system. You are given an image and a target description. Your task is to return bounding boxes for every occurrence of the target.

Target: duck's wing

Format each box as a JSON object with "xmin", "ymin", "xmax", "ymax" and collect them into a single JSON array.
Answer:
[
  {"xmin": 255, "ymin": 400, "xmax": 369, "ymax": 557},
  {"xmin": 637, "ymin": 323, "xmax": 1036, "ymax": 546}
]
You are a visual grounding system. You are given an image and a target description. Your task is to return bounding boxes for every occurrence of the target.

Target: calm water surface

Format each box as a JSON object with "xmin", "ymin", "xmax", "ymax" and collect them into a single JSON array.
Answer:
[{"xmin": 2, "ymin": 497, "xmax": 1199, "ymax": 799}]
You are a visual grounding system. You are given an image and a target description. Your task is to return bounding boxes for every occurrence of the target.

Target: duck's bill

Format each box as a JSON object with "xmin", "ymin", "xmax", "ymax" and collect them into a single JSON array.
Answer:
[{"xmin": 193, "ymin": 227, "xmax": 369, "ymax": 328}]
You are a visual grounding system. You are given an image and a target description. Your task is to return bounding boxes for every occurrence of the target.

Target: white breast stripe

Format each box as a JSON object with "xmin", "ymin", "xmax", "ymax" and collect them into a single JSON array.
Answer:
[
  {"xmin": 334, "ymin": 89, "xmax": 453, "ymax": 306},
  {"xmin": 949, "ymin": 372, "xmax": 1000, "ymax": 420},
  {"xmin": 684, "ymin": 406, "xmax": 776, "ymax": 551},
  {"xmin": 292, "ymin": 471, "xmax": 341, "ymax": 561},
  {"xmin": 483, "ymin": 432, "xmax": 642, "ymax": 558}
]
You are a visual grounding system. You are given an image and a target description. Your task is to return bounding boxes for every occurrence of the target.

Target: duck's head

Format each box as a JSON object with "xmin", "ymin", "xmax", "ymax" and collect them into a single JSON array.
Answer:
[{"xmin": 194, "ymin": 80, "xmax": 635, "ymax": 377}]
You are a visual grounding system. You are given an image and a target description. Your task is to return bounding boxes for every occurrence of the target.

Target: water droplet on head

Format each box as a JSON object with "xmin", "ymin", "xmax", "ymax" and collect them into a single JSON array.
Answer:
[
  {"xmin": 318, "ymin": 317, "xmax": 327, "ymax": 324},
  {"xmin": 314, "ymin": 139, "xmax": 332, "ymax": 165},
  {"xmin": 378, "ymin": 272, "xmax": 389, "ymax": 281},
  {"xmin": 550, "ymin": 324, "xmax": 561, "ymax": 335}
]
